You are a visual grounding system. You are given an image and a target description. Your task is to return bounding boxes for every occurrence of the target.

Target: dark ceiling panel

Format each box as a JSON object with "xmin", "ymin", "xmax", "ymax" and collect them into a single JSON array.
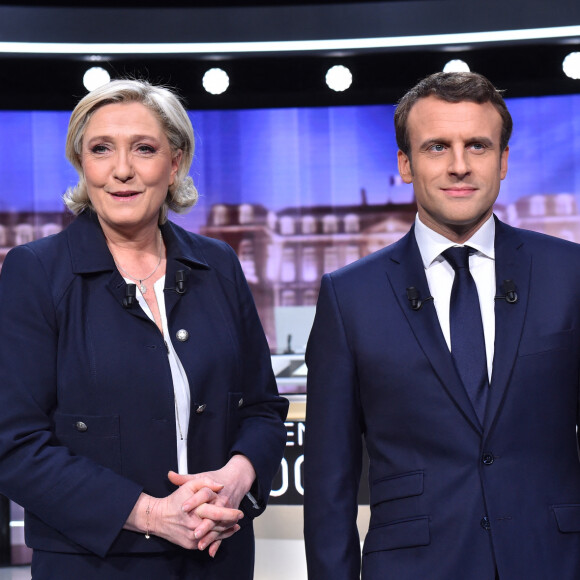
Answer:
[
  {"xmin": 0, "ymin": 1, "xmax": 578, "ymax": 45},
  {"xmin": 0, "ymin": 0, "xmax": 400, "ymax": 5},
  {"xmin": 0, "ymin": 0, "xmax": 577, "ymax": 110},
  {"xmin": 0, "ymin": 43, "xmax": 578, "ymax": 110}
]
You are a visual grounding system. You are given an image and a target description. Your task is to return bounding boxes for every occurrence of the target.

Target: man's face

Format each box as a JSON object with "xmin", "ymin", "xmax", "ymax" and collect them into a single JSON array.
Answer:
[{"xmin": 398, "ymin": 96, "xmax": 509, "ymax": 243}]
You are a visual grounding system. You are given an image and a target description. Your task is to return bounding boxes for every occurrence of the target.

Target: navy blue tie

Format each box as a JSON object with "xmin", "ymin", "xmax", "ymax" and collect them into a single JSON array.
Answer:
[{"xmin": 443, "ymin": 246, "xmax": 489, "ymax": 424}]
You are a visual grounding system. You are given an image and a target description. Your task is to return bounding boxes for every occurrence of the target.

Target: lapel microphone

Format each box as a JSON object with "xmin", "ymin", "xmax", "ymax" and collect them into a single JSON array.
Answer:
[
  {"xmin": 406, "ymin": 287, "xmax": 434, "ymax": 311},
  {"xmin": 495, "ymin": 279, "xmax": 518, "ymax": 304},
  {"xmin": 123, "ymin": 283, "xmax": 136, "ymax": 308},
  {"xmin": 175, "ymin": 270, "xmax": 186, "ymax": 295}
]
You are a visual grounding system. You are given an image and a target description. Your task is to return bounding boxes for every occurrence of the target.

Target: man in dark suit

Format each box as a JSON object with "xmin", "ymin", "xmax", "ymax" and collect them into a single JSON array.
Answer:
[{"xmin": 303, "ymin": 71, "xmax": 580, "ymax": 579}]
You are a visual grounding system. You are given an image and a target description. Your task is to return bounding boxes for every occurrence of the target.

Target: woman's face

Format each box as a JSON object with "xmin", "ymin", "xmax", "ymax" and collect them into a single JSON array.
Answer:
[{"xmin": 81, "ymin": 101, "xmax": 181, "ymax": 236}]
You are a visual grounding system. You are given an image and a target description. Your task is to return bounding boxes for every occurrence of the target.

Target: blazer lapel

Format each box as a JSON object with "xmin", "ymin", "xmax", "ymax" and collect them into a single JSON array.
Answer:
[
  {"xmin": 485, "ymin": 219, "xmax": 531, "ymax": 431},
  {"xmin": 67, "ymin": 211, "xmax": 160, "ymax": 325},
  {"xmin": 160, "ymin": 221, "xmax": 211, "ymax": 320},
  {"xmin": 385, "ymin": 228, "xmax": 482, "ymax": 433}
]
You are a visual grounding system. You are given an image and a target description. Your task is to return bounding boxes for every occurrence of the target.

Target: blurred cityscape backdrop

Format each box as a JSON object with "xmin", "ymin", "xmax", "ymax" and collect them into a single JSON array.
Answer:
[{"xmin": 1, "ymin": 93, "xmax": 580, "ymax": 365}]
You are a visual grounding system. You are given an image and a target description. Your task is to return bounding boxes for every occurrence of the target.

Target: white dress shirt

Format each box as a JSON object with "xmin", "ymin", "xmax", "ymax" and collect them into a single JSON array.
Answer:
[
  {"xmin": 414, "ymin": 215, "xmax": 496, "ymax": 381},
  {"xmin": 128, "ymin": 275, "xmax": 191, "ymax": 474}
]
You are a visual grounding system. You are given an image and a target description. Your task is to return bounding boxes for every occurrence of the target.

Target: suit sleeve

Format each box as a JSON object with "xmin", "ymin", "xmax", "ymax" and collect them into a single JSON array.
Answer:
[
  {"xmin": 226, "ymin": 245, "xmax": 289, "ymax": 518},
  {"xmin": 0, "ymin": 246, "xmax": 143, "ymax": 557},
  {"xmin": 304, "ymin": 274, "xmax": 364, "ymax": 580}
]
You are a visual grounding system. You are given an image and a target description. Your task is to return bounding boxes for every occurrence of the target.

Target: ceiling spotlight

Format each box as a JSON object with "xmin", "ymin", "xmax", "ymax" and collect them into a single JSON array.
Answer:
[
  {"xmin": 443, "ymin": 59, "xmax": 470, "ymax": 73},
  {"xmin": 202, "ymin": 68, "xmax": 229, "ymax": 95},
  {"xmin": 563, "ymin": 52, "xmax": 580, "ymax": 80},
  {"xmin": 326, "ymin": 65, "xmax": 352, "ymax": 92},
  {"xmin": 83, "ymin": 66, "xmax": 110, "ymax": 91}
]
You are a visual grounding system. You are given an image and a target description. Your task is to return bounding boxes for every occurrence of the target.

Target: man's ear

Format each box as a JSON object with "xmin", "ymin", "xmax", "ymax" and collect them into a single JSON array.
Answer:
[
  {"xmin": 500, "ymin": 145, "xmax": 509, "ymax": 180},
  {"xmin": 397, "ymin": 150, "xmax": 413, "ymax": 184}
]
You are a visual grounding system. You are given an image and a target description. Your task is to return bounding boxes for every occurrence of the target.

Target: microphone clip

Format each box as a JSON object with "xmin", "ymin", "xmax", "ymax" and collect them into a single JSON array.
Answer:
[
  {"xmin": 495, "ymin": 279, "xmax": 518, "ymax": 304},
  {"xmin": 175, "ymin": 270, "xmax": 186, "ymax": 295},
  {"xmin": 406, "ymin": 286, "xmax": 433, "ymax": 311},
  {"xmin": 123, "ymin": 283, "xmax": 137, "ymax": 308}
]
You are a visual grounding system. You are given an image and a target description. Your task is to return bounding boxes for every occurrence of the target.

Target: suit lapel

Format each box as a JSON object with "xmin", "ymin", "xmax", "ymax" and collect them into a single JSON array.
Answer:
[
  {"xmin": 66, "ymin": 212, "xmax": 153, "ymax": 324},
  {"xmin": 385, "ymin": 228, "xmax": 482, "ymax": 433},
  {"xmin": 485, "ymin": 219, "xmax": 531, "ymax": 431},
  {"xmin": 67, "ymin": 212, "xmax": 212, "ymax": 323},
  {"xmin": 160, "ymin": 220, "xmax": 211, "ymax": 320}
]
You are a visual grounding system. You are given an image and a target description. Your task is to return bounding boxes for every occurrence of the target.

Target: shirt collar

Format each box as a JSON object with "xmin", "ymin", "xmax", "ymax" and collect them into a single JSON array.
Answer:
[
  {"xmin": 414, "ymin": 213, "xmax": 495, "ymax": 269},
  {"xmin": 67, "ymin": 210, "xmax": 210, "ymax": 275}
]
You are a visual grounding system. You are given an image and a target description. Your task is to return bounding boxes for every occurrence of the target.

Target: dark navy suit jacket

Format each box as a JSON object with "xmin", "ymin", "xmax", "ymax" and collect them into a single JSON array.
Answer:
[
  {"xmin": 0, "ymin": 211, "xmax": 288, "ymax": 576},
  {"xmin": 304, "ymin": 218, "xmax": 580, "ymax": 579}
]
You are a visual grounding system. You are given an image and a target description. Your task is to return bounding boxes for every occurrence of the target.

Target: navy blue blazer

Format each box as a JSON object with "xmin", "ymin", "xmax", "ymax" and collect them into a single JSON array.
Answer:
[
  {"xmin": 0, "ymin": 211, "xmax": 288, "ymax": 571},
  {"xmin": 304, "ymin": 218, "xmax": 580, "ymax": 580}
]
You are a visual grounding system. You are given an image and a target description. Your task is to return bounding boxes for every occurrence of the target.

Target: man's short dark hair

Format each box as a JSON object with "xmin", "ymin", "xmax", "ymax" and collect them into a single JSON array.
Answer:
[{"xmin": 394, "ymin": 71, "xmax": 513, "ymax": 156}]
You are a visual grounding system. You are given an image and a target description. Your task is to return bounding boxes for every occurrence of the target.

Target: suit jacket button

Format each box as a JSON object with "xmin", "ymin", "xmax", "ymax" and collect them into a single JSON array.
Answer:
[
  {"xmin": 238, "ymin": 398, "xmax": 244, "ymax": 408},
  {"xmin": 482, "ymin": 452, "xmax": 494, "ymax": 465},
  {"xmin": 75, "ymin": 421, "xmax": 88, "ymax": 432},
  {"xmin": 480, "ymin": 516, "xmax": 491, "ymax": 530},
  {"xmin": 176, "ymin": 329, "xmax": 189, "ymax": 342},
  {"xmin": 196, "ymin": 404, "xmax": 206, "ymax": 414}
]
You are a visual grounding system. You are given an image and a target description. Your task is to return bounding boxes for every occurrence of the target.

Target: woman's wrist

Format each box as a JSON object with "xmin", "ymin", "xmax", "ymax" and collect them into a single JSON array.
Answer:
[
  {"xmin": 229, "ymin": 454, "xmax": 257, "ymax": 493},
  {"xmin": 124, "ymin": 492, "xmax": 160, "ymax": 537}
]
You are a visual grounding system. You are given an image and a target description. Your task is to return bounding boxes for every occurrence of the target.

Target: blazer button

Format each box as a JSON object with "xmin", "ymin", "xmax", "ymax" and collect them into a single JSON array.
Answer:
[
  {"xmin": 196, "ymin": 404, "xmax": 207, "ymax": 414},
  {"xmin": 480, "ymin": 516, "xmax": 491, "ymax": 530},
  {"xmin": 238, "ymin": 398, "xmax": 244, "ymax": 408},
  {"xmin": 176, "ymin": 329, "xmax": 189, "ymax": 342},
  {"xmin": 482, "ymin": 452, "xmax": 494, "ymax": 465},
  {"xmin": 75, "ymin": 421, "xmax": 88, "ymax": 432}
]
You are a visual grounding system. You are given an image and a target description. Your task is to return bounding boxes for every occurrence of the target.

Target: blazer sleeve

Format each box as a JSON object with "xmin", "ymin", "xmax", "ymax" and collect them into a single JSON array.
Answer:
[
  {"xmin": 303, "ymin": 273, "xmax": 364, "ymax": 580},
  {"xmin": 0, "ymin": 245, "xmax": 143, "ymax": 558},
  {"xmin": 226, "ymin": 245, "xmax": 289, "ymax": 518}
]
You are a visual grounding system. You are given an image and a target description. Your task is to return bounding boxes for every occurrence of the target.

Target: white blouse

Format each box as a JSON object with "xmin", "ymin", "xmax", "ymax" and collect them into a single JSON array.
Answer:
[{"xmin": 129, "ymin": 276, "xmax": 191, "ymax": 474}]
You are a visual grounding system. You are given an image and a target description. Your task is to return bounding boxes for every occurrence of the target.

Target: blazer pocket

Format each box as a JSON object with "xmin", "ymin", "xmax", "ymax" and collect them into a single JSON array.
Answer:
[
  {"xmin": 54, "ymin": 412, "xmax": 122, "ymax": 473},
  {"xmin": 363, "ymin": 516, "xmax": 430, "ymax": 554},
  {"xmin": 370, "ymin": 471, "xmax": 424, "ymax": 507},
  {"xmin": 553, "ymin": 504, "xmax": 580, "ymax": 532},
  {"xmin": 518, "ymin": 329, "xmax": 573, "ymax": 357}
]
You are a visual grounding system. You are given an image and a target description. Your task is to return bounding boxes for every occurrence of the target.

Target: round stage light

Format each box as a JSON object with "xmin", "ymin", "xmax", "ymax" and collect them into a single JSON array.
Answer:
[
  {"xmin": 202, "ymin": 68, "xmax": 230, "ymax": 95},
  {"xmin": 563, "ymin": 52, "xmax": 580, "ymax": 80},
  {"xmin": 443, "ymin": 59, "xmax": 470, "ymax": 73},
  {"xmin": 325, "ymin": 65, "xmax": 352, "ymax": 92},
  {"xmin": 83, "ymin": 67, "xmax": 110, "ymax": 91}
]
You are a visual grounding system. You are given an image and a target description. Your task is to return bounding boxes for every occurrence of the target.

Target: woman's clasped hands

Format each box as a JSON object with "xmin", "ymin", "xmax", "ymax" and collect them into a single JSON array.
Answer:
[{"xmin": 127, "ymin": 474, "xmax": 244, "ymax": 557}]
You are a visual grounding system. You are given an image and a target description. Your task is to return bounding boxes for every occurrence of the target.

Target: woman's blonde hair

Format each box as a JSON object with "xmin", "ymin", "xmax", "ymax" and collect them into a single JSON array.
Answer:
[{"xmin": 63, "ymin": 78, "xmax": 198, "ymax": 223}]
